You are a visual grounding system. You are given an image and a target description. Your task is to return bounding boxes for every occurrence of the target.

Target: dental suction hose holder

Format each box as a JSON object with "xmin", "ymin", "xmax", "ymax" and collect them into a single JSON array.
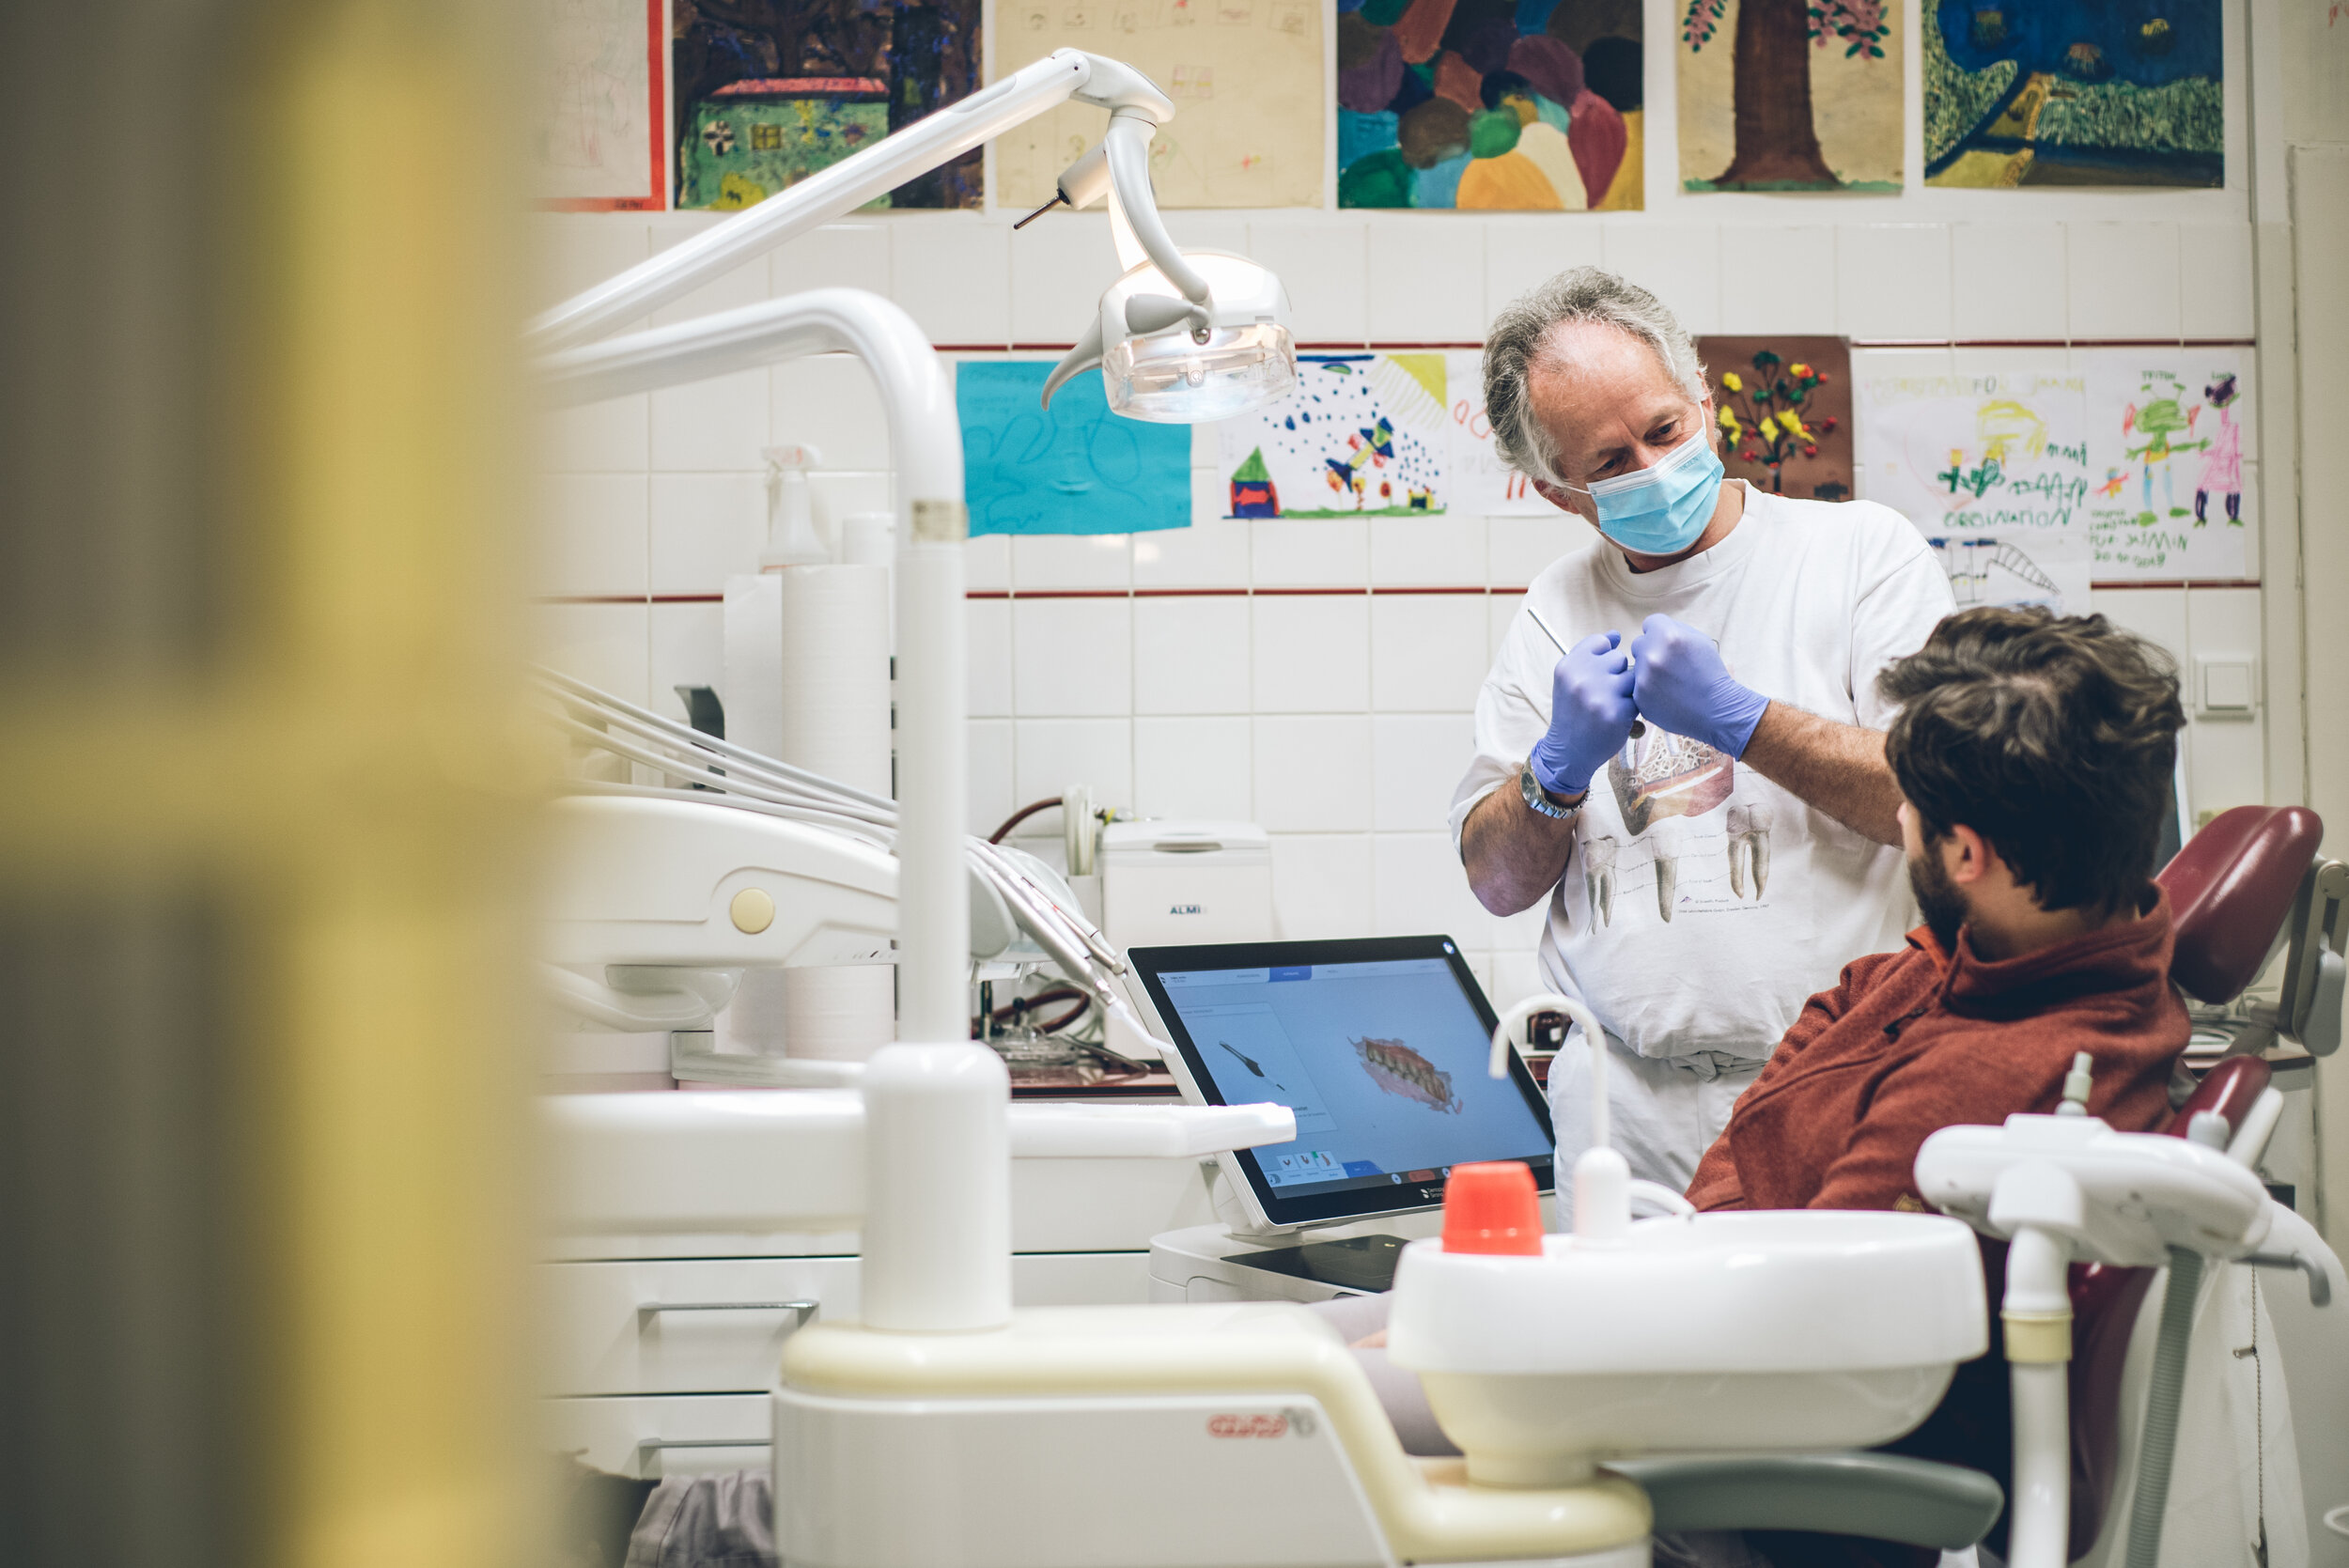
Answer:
[{"xmin": 1488, "ymin": 993, "xmax": 1690, "ymax": 1239}]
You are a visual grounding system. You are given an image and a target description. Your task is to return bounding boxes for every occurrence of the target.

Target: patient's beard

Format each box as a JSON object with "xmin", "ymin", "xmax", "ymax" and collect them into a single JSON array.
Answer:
[{"xmin": 1908, "ymin": 844, "xmax": 1968, "ymax": 956}]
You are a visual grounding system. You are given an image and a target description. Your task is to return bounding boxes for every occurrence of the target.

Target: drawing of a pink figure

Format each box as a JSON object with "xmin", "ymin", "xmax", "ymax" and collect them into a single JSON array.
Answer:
[{"xmin": 2194, "ymin": 374, "xmax": 2243, "ymax": 526}]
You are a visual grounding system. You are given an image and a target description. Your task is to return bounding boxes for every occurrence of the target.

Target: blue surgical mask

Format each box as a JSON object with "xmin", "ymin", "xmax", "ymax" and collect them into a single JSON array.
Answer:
[{"xmin": 1577, "ymin": 434, "xmax": 1725, "ymax": 555}]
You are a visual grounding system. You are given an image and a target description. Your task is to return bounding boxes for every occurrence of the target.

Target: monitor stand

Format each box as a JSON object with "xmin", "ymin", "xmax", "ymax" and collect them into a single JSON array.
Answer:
[
  {"xmin": 1147, "ymin": 1196, "xmax": 1559, "ymax": 1304},
  {"xmin": 1224, "ymin": 1233, "xmax": 1409, "ymax": 1294}
]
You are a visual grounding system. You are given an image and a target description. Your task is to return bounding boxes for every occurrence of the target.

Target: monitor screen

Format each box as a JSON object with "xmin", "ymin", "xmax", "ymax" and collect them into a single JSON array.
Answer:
[{"xmin": 1128, "ymin": 936, "xmax": 1555, "ymax": 1227}]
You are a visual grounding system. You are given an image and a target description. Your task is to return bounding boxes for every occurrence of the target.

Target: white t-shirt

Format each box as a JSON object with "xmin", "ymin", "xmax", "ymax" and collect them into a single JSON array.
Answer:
[{"xmin": 1450, "ymin": 484, "xmax": 1955, "ymax": 1066}]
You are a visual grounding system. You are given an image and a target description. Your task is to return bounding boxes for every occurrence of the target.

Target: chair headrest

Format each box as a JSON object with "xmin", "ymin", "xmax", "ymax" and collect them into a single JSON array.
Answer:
[{"xmin": 2155, "ymin": 805, "xmax": 2325, "ymax": 1004}]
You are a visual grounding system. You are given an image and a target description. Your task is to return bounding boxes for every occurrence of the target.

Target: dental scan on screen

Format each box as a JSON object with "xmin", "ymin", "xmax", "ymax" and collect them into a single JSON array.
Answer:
[{"xmin": 1130, "ymin": 939, "xmax": 1554, "ymax": 1229}]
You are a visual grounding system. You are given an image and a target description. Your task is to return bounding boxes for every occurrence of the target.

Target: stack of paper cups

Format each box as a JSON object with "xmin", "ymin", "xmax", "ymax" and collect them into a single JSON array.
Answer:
[{"xmin": 778, "ymin": 562, "xmax": 895, "ymax": 1062}]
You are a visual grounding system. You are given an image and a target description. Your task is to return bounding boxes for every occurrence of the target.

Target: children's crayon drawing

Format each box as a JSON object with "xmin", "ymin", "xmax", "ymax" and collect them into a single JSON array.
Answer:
[
  {"xmin": 2082, "ymin": 351, "xmax": 2251, "ymax": 580},
  {"xmin": 1854, "ymin": 371, "xmax": 2092, "ymax": 612},
  {"xmin": 1442, "ymin": 349, "xmax": 1558, "ymax": 516},
  {"xmin": 1219, "ymin": 354, "xmax": 1449, "ymax": 518}
]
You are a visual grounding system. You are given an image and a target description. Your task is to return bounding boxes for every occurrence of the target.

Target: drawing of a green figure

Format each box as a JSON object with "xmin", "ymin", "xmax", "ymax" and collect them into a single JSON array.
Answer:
[{"xmin": 2123, "ymin": 383, "xmax": 2208, "ymax": 524}]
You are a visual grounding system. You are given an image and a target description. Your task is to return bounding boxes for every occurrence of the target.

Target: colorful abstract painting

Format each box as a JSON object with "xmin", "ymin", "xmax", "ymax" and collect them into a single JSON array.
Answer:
[
  {"xmin": 1677, "ymin": 0, "xmax": 1901, "ymax": 193},
  {"xmin": 1219, "ymin": 354, "xmax": 1449, "ymax": 518},
  {"xmin": 673, "ymin": 0, "xmax": 983, "ymax": 210},
  {"xmin": 1855, "ymin": 370, "xmax": 2092, "ymax": 613},
  {"xmin": 957, "ymin": 362, "xmax": 1191, "ymax": 536},
  {"xmin": 1925, "ymin": 0, "xmax": 2222, "ymax": 188},
  {"xmin": 1696, "ymin": 336, "xmax": 1854, "ymax": 500},
  {"xmin": 2082, "ymin": 350, "xmax": 2252, "ymax": 580},
  {"xmin": 992, "ymin": 0, "xmax": 1325, "ymax": 210},
  {"xmin": 1335, "ymin": 0, "xmax": 1642, "ymax": 211},
  {"xmin": 533, "ymin": 0, "xmax": 665, "ymax": 210}
]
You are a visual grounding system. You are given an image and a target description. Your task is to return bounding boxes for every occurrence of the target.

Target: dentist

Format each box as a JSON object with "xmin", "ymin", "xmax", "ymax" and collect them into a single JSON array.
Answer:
[{"xmin": 1453, "ymin": 268, "xmax": 1955, "ymax": 1189}]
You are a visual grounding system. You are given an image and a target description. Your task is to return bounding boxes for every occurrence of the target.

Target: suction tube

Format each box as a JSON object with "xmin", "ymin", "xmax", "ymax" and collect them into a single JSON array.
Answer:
[{"xmin": 2123, "ymin": 1248, "xmax": 2203, "ymax": 1568}]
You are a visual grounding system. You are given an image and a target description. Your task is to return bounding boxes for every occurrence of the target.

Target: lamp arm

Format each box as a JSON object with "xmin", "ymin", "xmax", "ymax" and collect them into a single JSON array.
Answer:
[
  {"xmin": 525, "ymin": 49, "xmax": 1114, "ymax": 353},
  {"xmin": 535, "ymin": 287, "xmax": 960, "ymax": 523},
  {"xmin": 1100, "ymin": 113, "xmax": 1210, "ymax": 303}
]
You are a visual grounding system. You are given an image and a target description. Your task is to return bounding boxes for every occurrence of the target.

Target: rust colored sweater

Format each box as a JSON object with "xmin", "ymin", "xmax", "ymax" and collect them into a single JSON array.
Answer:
[
  {"xmin": 1681, "ymin": 895, "xmax": 2189, "ymax": 1568},
  {"xmin": 1687, "ymin": 890, "xmax": 2188, "ymax": 1215}
]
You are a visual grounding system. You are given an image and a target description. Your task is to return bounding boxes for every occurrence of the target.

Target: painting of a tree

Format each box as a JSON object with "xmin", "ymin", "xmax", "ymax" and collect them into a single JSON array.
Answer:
[{"xmin": 1679, "ymin": 0, "xmax": 1896, "ymax": 191}]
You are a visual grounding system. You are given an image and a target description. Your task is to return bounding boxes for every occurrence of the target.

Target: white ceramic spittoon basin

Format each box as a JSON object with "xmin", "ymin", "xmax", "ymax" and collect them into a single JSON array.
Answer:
[
  {"xmin": 1385, "ymin": 994, "xmax": 1990, "ymax": 1488},
  {"xmin": 1388, "ymin": 1207, "xmax": 1989, "ymax": 1486}
]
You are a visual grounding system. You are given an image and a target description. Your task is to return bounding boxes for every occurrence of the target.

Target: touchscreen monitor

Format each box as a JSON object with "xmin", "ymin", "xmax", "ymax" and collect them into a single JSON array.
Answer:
[{"xmin": 1128, "ymin": 936, "xmax": 1555, "ymax": 1227}]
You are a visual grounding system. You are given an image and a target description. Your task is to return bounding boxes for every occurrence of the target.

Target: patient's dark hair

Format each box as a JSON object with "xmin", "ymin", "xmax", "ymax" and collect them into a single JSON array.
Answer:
[{"xmin": 1879, "ymin": 607, "xmax": 2184, "ymax": 914}]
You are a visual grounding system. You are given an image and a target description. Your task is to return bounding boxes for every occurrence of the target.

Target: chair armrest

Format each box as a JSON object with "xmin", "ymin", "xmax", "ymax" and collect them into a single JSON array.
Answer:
[{"xmin": 1607, "ymin": 1452, "xmax": 2003, "ymax": 1552}]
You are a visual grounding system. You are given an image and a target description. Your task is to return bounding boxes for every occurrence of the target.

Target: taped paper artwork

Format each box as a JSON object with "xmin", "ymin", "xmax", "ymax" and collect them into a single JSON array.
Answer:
[
  {"xmin": 1336, "ymin": 0, "xmax": 1644, "ymax": 211},
  {"xmin": 674, "ymin": 0, "xmax": 984, "ymax": 210},
  {"xmin": 1855, "ymin": 371, "xmax": 2092, "ymax": 613},
  {"xmin": 1696, "ymin": 336, "xmax": 1853, "ymax": 499},
  {"xmin": 533, "ymin": 0, "xmax": 665, "ymax": 210},
  {"xmin": 2082, "ymin": 351, "xmax": 2251, "ymax": 580},
  {"xmin": 992, "ymin": 0, "xmax": 1325, "ymax": 210},
  {"xmin": 958, "ymin": 362, "xmax": 1191, "ymax": 536},
  {"xmin": 1219, "ymin": 354, "xmax": 1450, "ymax": 519},
  {"xmin": 1443, "ymin": 349, "xmax": 1555, "ymax": 515},
  {"xmin": 1924, "ymin": 0, "xmax": 2223, "ymax": 188},
  {"xmin": 1677, "ymin": 0, "xmax": 1901, "ymax": 193}
]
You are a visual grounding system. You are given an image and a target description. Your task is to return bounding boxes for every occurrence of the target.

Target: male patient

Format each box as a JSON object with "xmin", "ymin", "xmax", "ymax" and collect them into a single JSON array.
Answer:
[
  {"xmin": 1684, "ymin": 604, "xmax": 2189, "ymax": 1218},
  {"xmin": 1335, "ymin": 606, "xmax": 2192, "ymax": 1566}
]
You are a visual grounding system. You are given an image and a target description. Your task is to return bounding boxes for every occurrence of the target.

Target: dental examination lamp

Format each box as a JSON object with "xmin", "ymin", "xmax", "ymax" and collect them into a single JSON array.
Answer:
[{"xmin": 526, "ymin": 49, "xmax": 1295, "ymax": 425}]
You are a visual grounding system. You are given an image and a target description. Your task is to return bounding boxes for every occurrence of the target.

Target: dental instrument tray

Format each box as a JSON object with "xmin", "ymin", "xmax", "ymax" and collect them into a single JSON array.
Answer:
[{"xmin": 1126, "ymin": 935, "xmax": 1555, "ymax": 1230}]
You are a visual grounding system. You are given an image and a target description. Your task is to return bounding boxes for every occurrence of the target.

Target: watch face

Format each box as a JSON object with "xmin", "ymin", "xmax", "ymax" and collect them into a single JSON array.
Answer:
[{"xmin": 1521, "ymin": 767, "xmax": 1559, "ymax": 815}]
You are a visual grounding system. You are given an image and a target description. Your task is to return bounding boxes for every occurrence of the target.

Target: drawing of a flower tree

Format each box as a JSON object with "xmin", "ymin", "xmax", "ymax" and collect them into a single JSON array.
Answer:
[
  {"xmin": 1682, "ymin": 0, "xmax": 1892, "ymax": 188},
  {"xmin": 1713, "ymin": 349, "xmax": 1838, "ymax": 493}
]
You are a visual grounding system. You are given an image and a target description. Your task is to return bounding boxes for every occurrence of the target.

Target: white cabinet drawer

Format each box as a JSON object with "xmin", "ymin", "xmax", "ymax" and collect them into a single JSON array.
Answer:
[
  {"xmin": 546, "ymin": 1392, "xmax": 769, "ymax": 1479},
  {"xmin": 544, "ymin": 1257, "xmax": 855, "ymax": 1397},
  {"xmin": 545, "ymin": 1251, "xmax": 1153, "ymax": 1396}
]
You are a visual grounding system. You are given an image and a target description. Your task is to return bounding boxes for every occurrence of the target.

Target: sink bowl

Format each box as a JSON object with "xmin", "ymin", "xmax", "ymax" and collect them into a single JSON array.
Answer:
[{"xmin": 1386, "ymin": 1210, "xmax": 1987, "ymax": 1486}]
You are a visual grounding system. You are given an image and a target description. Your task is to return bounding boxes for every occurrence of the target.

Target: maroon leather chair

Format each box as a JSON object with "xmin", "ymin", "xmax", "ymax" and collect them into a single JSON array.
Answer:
[{"xmin": 2055, "ymin": 803, "xmax": 2321, "ymax": 1559}]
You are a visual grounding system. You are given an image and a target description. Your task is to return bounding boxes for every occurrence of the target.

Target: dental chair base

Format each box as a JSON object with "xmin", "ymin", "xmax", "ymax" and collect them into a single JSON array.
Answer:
[{"xmin": 774, "ymin": 1303, "xmax": 1652, "ymax": 1568}]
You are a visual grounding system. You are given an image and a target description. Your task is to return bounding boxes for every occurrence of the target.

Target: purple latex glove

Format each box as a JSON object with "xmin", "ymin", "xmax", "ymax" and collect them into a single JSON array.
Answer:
[
  {"xmin": 1530, "ymin": 631, "xmax": 1637, "ymax": 798},
  {"xmin": 1627, "ymin": 613, "xmax": 1770, "ymax": 757}
]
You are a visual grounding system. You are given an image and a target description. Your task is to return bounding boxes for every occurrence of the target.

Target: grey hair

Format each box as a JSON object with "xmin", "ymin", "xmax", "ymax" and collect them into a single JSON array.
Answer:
[{"xmin": 1483, "ymin": 267, "xmax": 1707, "ymax": 487}]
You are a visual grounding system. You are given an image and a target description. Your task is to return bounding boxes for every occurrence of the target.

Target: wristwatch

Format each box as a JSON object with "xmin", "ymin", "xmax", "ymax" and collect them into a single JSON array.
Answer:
[{"xmin": 1519, "ymin": 763, "xmax": 1580, "ymax": 820}]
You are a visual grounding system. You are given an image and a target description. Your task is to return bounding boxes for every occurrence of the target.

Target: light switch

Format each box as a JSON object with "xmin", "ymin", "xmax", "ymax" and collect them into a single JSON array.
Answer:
[{"xmin": 2198, "ymin": 656, "xmax": 2257, "ymax": 717}]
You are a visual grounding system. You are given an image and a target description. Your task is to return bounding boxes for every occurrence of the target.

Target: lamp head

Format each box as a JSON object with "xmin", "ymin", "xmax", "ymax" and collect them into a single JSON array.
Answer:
[
  {"xmin": 1039, "ymin": 250, "xmax": 1297, "ymax": 424},
  {"xmin": 1095, "ymin": 251, "xmax": 1295, "ymax": 423}
]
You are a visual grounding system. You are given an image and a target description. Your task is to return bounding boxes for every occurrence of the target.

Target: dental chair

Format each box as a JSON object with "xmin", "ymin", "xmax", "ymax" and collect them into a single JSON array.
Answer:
[
  {"xmin": 1617, "ymin": 803, "xmax": 2344, "ymax": 1566},
  {"xmin": 766, "ymin": 811, "xmax": 2341, "ymax": 1568}
]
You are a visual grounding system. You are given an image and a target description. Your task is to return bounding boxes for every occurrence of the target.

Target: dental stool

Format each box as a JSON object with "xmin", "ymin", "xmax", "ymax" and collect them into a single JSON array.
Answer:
[{"xmin": 1616, "ymin": 804, "xmax": 2341, "ymax": 1564}]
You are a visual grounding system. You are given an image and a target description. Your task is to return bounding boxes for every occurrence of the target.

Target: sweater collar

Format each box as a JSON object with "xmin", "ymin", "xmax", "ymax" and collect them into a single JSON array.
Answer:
[{"xmin": 1938, "ymin": 888, "xmax": 2177, "ymax": 1020}]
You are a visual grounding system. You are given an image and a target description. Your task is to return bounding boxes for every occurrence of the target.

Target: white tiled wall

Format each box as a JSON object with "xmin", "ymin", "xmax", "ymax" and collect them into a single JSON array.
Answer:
[{"xmin": 530, "ymin": 196, "xmax": 2276, "ymax": 1010}]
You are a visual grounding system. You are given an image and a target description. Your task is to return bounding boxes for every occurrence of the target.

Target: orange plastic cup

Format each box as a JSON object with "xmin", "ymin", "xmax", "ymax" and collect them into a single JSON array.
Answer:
[{"xmin": 1439, "ymin": 1161, "xmax": 1545, "ymax": 1255}]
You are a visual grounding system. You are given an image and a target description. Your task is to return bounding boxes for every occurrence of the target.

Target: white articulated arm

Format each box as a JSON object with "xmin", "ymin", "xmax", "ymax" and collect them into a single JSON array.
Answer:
[
  {"xmin": 527, "ymin": 50, "xmax": 1115, "ymax": 351},
  {"xmin": 537, "ymin": 287, "xmax": 959, "ymax": 520},
  {"xmin": 523, "ymin": 49, "xmax": 1187, "ymax": 354}
]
